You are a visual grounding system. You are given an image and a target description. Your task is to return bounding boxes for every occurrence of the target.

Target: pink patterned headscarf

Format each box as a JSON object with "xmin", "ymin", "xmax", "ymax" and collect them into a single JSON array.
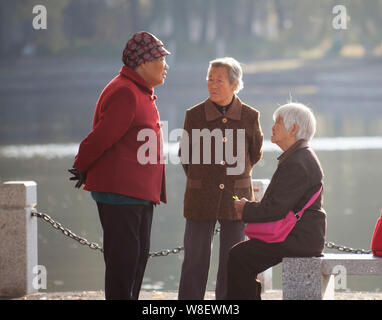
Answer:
[{"xmin": 122, "ymin": 31, "xmax": 171, "ymax": 69}]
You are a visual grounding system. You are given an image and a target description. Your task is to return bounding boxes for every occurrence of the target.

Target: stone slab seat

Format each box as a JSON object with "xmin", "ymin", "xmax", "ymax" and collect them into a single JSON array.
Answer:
[{"xmin": 282, "ymin": 253, "xmax": 382, "ymax": 300}]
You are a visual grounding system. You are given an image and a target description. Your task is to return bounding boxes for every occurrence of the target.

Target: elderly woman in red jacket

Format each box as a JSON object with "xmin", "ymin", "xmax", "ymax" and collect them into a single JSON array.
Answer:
[
  {"xmin": 228, "ymin": 102, "xmax": 326, "ymax": 300},
  {"xmin": 69, "ymin": 32, "xmax": 170, "ymax": 300}
]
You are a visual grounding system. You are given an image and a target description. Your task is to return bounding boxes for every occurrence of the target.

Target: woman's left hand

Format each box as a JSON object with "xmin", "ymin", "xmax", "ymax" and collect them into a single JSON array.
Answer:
[{"xmin": 234, "ymin": 198, "xmax": 248, "ymax": 219}]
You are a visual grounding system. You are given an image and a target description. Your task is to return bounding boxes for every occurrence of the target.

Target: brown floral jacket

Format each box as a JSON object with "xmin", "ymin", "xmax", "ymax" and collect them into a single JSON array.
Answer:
[{"xmin": 179, "ymin": 95, "xmax": 263, "ymax": 221}]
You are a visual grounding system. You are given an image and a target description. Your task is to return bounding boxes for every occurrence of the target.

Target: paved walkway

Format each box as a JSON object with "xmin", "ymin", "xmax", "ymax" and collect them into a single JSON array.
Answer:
[{"xmin": 7, "ymin": 290, "xmax": 382, "ymax": 300}]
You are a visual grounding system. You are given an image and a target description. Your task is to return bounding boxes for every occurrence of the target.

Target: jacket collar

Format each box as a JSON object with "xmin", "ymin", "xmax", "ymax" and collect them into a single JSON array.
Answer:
[
  {"xmin": 119, "ymin": 65, "xmax": 154, "ymax": 95},
  {"xmin": 277, "ymin": 139, "xmax": 309, "ymax": 164},
  {"xmin": 204, "ymin": 95, "xmax": 242, "ymax": 122}
]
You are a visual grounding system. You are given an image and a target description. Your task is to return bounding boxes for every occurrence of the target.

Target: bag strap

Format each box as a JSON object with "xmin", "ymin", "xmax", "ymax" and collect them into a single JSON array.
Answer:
[{"xmin": 295, "ymin": 186, "xmax": 323, "ymax": 220}]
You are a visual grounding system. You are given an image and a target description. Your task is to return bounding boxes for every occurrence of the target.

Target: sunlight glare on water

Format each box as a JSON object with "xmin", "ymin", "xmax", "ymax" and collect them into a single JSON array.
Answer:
[{"xmin": 1, "ymin": 136, "xmax": 382, "ymax": 159}]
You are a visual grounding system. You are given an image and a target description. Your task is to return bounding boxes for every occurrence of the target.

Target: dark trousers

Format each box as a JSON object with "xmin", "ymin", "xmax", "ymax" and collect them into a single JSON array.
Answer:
[
  {"xmin": 96, "ymin": 202, "xmax": 153, "ymax": 300},
  {"xmin": 226, "ymin": 239, "xmax": 284, "ymax": 300},
  {"xmin": 178, "ymin": 219, "xmax": 245, "ymax": 300}
]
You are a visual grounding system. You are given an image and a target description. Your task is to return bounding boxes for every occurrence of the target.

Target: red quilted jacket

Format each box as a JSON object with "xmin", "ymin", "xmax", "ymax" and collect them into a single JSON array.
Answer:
[{"xmin": 74, "ymin": 65, "xmax": 166, "ymax": 204}]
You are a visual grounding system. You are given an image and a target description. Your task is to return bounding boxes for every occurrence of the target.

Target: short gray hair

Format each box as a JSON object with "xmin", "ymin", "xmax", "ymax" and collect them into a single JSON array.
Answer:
[
  {"xmin": 206, "ymin": 57, "xmax": 244, "ymax": 94},
  {"xmin": 273, "ymin": 103, "xmax": 317, "ymax": 141}
]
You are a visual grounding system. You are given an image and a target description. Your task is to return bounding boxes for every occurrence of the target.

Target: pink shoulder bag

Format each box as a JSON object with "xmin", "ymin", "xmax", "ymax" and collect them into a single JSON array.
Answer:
[{"xmin": 244, "ymin": 186, "xmax": 323, "ymax": 243}]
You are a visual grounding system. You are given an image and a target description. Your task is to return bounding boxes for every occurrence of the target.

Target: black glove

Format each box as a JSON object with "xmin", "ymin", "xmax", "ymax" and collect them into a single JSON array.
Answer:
[{"xmin": 68, "ymin": 167, "xmax": 87, "ymax": 189}]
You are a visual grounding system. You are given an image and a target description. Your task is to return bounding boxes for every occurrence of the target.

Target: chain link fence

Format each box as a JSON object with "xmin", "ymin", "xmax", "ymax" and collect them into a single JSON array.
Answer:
[{"xmin": 31, "ymin": 209, "xmax": 372, "ymax": 257}]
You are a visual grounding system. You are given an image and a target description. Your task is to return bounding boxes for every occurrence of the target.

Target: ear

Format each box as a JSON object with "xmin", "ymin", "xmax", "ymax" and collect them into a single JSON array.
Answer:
[
  {"xmin": 232, "ymin": 81, "xmax": 239, "ymax": 92},
  {"xmin": 135, "ymin": 62, "xmax": 144, "ymax": 73},
  {"xmin": 139, "ymin": 60, "xmax": 149, "ymax": 70},
  {"xmin": 289, "ymin": 123, "xmax": 299, "ymax": 137}
]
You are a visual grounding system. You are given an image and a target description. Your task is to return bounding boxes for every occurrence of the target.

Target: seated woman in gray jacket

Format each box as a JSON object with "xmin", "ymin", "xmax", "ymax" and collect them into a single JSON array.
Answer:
[{"xmin": 228, "ymin": 102, "xmax": 326, "ymax": 300}]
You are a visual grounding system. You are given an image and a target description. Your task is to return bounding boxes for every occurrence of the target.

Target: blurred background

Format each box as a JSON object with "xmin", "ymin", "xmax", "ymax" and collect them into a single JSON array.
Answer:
[{"xmin": 1, "ymin": 0, "xmax": 382, "ymax": 294}]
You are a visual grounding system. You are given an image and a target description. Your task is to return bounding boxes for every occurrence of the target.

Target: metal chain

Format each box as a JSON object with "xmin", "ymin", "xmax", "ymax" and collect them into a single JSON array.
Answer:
[
  {"xmin": 31, "ymin": 210, "xmax": 371, "ymax": 257},
  {"xmin": 31, "ymin": 209, "xmax": 209, "ymax": 258},
  {"xmin": 31, "ymin": 209, "xmax": 104, "ymax": 252},
  {"xmin": 148, "ymin": 227, "xmax": 221, "ymax": 258},
  {"xmin": 324, "ymin": 241, "xmax": 371, "ymax": 254}
]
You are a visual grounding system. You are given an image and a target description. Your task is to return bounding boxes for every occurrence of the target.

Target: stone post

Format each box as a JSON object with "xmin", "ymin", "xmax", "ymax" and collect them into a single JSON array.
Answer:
[
  {"xmin": 0, "ymin": 181, "xmax": 38, "ymax": 296},
  {"xmin": 252, "ymin": 179, "xmax": 270, "ymax": 202}
]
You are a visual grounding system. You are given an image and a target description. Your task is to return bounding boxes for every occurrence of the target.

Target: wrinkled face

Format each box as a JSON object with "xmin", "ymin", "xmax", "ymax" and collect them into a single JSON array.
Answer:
[
  {"xmin": 207, "ymin": 66, "xmax": 237, "ymax": 106},
  {"xmin": 271, "ymin": 116, "xmax": 291, "ymax": 144},
  {"xmin": 141, "ymin": 56, "xmax": 169, "ymax": 87}
]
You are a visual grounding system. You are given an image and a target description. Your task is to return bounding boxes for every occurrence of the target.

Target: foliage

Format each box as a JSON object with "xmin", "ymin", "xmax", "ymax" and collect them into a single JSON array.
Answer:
[{"xmin": 1, "ymin": 0, "xmax": 382, "ymax": 60}]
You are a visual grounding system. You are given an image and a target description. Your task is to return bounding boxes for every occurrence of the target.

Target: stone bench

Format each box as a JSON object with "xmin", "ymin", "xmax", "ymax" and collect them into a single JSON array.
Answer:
[{"xmin": 282, "ymin": 253, "xmax": 382, "ymax": 300}]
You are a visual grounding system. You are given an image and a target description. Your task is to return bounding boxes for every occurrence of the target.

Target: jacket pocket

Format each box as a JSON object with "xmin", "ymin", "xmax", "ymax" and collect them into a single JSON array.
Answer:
[
  {"xmin": 234, "ymin": 177, "xmax": 251, "ymax": 189},
  {"xmin": 234, "ymin": 177, "xmax": 253, "ymax": 200},
  {"xmin": 187, "ymin": 178, "xmax": 202, "ymax": 189}
]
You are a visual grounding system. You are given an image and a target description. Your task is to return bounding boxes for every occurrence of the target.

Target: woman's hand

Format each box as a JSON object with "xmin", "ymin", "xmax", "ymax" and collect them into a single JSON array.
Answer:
[
  {"xmin": 234, "ymin": 197, "xmax": 248, "ymax": 220},
  {"xmin": 68, "ymin": 167, "xmax": 87, "ymax": 189}
]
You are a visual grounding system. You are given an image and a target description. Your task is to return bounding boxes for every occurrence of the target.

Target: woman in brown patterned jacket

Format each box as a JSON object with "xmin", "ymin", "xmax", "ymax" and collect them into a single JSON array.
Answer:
[{"xmin": 178, "ymin": 57, "xmax": 264, "ymax": 300}]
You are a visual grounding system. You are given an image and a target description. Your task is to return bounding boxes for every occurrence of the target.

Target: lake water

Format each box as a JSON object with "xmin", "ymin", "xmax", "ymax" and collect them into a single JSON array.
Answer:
[
  {"xmin": 1, "ymin": 57, "xmax": 382, "ymax": 293},
  {"xmin": 1, "ymin": 138, "xmax": 382, "ymax": 293}
]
